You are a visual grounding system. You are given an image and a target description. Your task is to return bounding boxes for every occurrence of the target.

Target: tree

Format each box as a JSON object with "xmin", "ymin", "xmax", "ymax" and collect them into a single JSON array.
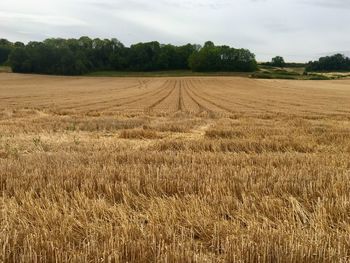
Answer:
[
  {"xmin": 0, "ymin": 39, "xmax": 13, "ymax": 65},
  {"xmin": 189, "ymin": 42, "xmax": 257, "ymax": 72},
  {"xmin": 8, "ymin": 48, "xmax": 31, "ymax": 72},
  {"xmin": 157, "ymin": 44, "xmax": 176, "ymax": 70},
  {"xmin": 128, "ymin": 42, "xmax": 161, "ymax": 71},
  {"xmin": 175, "ymin": 44, "xmax": 199, "ymax": 69},
  {"xmin": 270, "ymin": 56, "xmax": 285, "ymax": 67},
  {"xmin": 203, "ymin": 41, "xmax": 215, "ymax": 48},
  {"xmin": 14, "ymin": 42, "xmax": 25, "ymax": 48},
  {"xmin": 306, "ymin": 54, "xmax": 350, "ymax": 72},
  {"xmin": 0, "ymin": 47, "xmax": 11, "ymax": 65}
]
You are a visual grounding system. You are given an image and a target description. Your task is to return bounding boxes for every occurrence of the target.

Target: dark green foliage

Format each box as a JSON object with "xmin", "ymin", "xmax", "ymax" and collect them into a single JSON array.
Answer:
[
  {"xmin": 0, "ymin": 46, "xmax": 12, "ymax": 65},
  {"xmin": 0, "ymin": 39, "xmax": 15, "ymax": 65},
  {"xmin": 7, "ymin": 38, "xmax": 199, "ymax": 75},
  {"xmin": 6, "ymin": 37, "xmax": 257, "ymax": 75},
  {"xmin": 9, "ymin": 40, "xmax": 90, "ymax": 75},
  {"xmin": 262, "ymin": 56, "xmax": 286, "ymax": 67},
  {"xmin": 8, "ymin": 48, "xmax": 30, "ymax": 72},
  {"xmin": 189, "ymin": 42, "xmax": 257, "ymax": 72},
  {"xmin": 128, "ymin": 41, "xmax": 161, "ymax": 71},
  {"xmin": 271, "ymin": 56, "xmax": 286, "ymax": 67},
  {"xmin": 117, "ymin": 42, "xmax": 199, "ymax": 71},
  {"xmin": 8, "ymin": 37, "xmax": 124, "ymax": 75},
  {"xmin": 306, "ymin": 54, "xmax": 350, "ymax": 72}
]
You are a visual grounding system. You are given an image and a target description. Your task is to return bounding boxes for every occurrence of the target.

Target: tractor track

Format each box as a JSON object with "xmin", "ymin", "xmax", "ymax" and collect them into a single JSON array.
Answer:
[
  {"xmin": 145, "ymin": 81, "xmax": 177, "ymax": 112},
  {"xmin": 58, "ymin": 80, "xmax": 169, "ymax": 112}
]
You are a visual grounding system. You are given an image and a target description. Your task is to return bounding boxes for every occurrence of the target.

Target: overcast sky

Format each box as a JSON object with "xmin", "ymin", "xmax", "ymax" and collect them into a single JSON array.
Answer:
[{"xmin": 1, "ymin": 0, "xmax": 349, "ymax": 62}]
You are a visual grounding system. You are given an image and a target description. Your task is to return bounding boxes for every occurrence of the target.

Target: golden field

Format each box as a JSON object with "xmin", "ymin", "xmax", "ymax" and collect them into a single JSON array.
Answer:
[{"xmin": 1, "ymin": 73, "xmax": 350, "ymax": 262}]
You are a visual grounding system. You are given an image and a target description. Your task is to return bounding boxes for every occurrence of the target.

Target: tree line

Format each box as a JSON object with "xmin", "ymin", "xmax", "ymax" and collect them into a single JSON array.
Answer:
[
  {"xmin": 3, "ymin": 37, "xmax": 349, "ymax": 75},
  {"xmin": 0, "ymin": 37, "xmax": 258, "ymax": 75},
  {"xmin": 306, "ymin": 54, "xmax": 350, "ymax": 72}
]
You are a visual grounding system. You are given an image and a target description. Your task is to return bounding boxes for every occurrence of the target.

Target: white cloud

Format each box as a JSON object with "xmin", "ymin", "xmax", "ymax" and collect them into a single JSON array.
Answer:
[
  {"xmin": 0, "ymin": 11, "xmax": 87, "ymax": 26},
  {"xmin": 0, "ymin": 0, "xmax": 349, "ymax": 62}
]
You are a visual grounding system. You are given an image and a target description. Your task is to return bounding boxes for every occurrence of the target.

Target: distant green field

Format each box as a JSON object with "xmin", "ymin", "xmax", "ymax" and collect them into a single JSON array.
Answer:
[
  {"xmin": 86, "ymin": 68, "xmax": 335, "ymax": 80},
  {"xmin": 4, "ymin": 66, "xmax": 349, "ymax": 80},
  {"xmin": 86, "ymin": 70, "xmax": 252, "ymax": 78}
]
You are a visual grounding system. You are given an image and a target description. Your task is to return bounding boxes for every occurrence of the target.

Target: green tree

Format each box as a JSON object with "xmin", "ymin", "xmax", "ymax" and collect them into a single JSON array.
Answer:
[
  {"xmin": 8, "ymin": 37, "xmax": 256, "ymax": 75},
  {"xmin": 189, "ymin": 42, "xmax": 257, "ymax": 72},
  {"xmin": 8, "ymin": 48, "xmax": 31, "ymax": 72},
  {"xmin": 157, "ymin": 44, "xmax": 176, "ymax": 70},
  {"xmin": 0, "ymin": 39, "xmax": 13, "ymax": 65},
  {"xmin": 128, "ymin": 42, "xmax": 161, "ymax": 71},
  {"xmin": 306, "ymin": 54, "xmax": 350, "ymax": 72},
  {"xmin": 271, "ymin": 56, "xmax": 286, "ymax": 67}
]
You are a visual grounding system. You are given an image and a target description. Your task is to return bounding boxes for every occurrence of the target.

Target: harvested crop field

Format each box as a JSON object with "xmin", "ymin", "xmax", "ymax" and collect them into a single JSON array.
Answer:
[{"xmin": 1, "ymin": 73, "xmax": 350, "ymax": 262}]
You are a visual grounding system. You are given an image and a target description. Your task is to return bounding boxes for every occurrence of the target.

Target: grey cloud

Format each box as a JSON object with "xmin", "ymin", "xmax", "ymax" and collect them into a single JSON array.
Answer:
[
  {"xmin": 0, "ymin": 0, "xmax": 349, "ymax": 62},
  {"xmin": 301, "ymin": 0, "xmax": 350, "ymax": 9},
  {"xmin": 264, "ymin": 23, "xmax": 301, "ymax": 33},
  {"xmin": 84, "ymin": 0, "xmax": 152, "ymax": 11},
  {"xmin": 0, "ymin": 11, "xmax": 87, "ymax": 27},
  {"xmin": 161, "ymin": 0, "xmax": 232, "ymax": 9}
]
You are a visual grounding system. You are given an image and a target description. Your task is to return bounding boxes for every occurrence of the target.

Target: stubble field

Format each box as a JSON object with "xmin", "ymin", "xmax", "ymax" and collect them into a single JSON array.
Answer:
[{"xmin": 1, "ymin": 73, "xmax": 350, "ymax": 262}]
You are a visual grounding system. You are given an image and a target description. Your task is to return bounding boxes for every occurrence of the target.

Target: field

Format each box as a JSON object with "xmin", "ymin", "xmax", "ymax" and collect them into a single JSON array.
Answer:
[{"xmin": 1, "ymin": 73, "xmax": 350, "ymax": 262}]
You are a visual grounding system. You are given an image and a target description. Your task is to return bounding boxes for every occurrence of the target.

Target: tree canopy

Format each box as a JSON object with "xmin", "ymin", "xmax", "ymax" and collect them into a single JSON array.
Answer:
[
  {"xmin": 2, "ymin": 37, "xmax": 257, "ymax": 75},
  {"xmin": 5, "ymin": 37, "xmax": 350, "ymax": 75},
  {"xmin": 306, "ymin": 54, "xmax": 350, "ymax": 72},
  {"xmin": 261, "ymin": 56, "xmax": 286, "ymax": 68},
  {"xmin": 189, "ymin": 42, "xmax": 257, "ymax": 72},
  {"xmin": 270, "ymin": 56, "xmax": 286, "ymax": 67},
  {"xmin": 0, "ymin": 39, "xmax": 19, "ymax": 65}
]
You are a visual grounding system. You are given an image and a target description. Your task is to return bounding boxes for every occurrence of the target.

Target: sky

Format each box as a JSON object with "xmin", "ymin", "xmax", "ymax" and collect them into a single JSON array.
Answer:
[{"xmin": 1, "ymin": 0, "xmax": 349, "ymax": 62}]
